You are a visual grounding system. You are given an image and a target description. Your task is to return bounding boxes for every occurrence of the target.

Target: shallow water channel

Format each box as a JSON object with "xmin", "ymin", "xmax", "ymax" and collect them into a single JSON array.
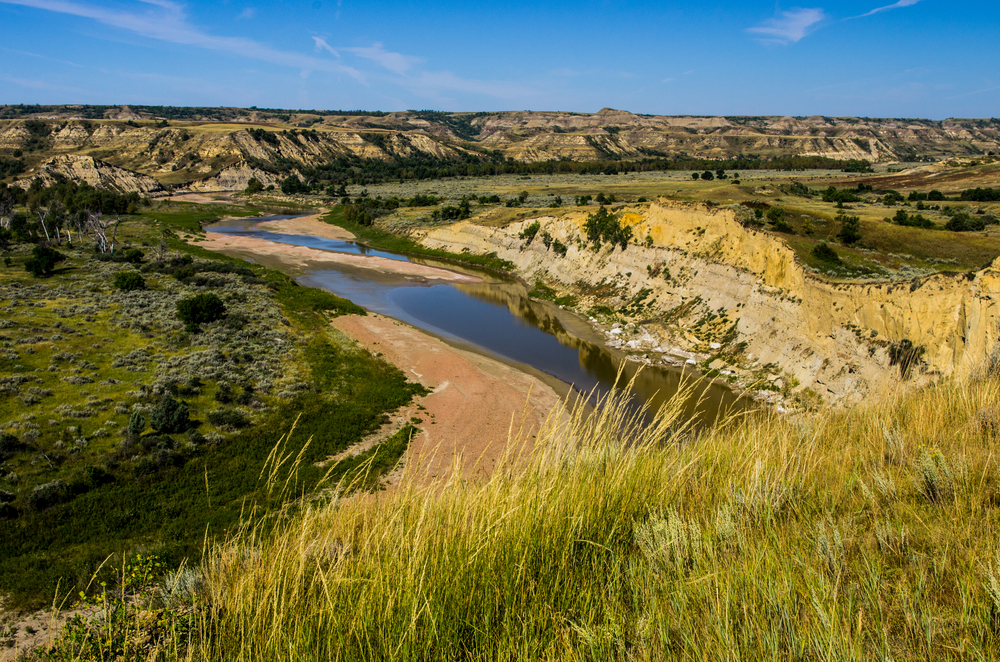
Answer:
[{"xmin": 209, "ymin": 216, "xmax": 749, "ymax": 424}]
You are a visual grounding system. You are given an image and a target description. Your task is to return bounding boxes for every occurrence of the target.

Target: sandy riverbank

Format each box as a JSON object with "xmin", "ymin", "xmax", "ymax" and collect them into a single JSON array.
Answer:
[
  {"xmin": 199, "ymin": 231, "xmax": 481, "ymax": 283},
  {"xmin": 252, "ymin": 212, "xmax": 355, "ymax": 241},
  {"xmin": 195, "ymin": 217, "xmax": 563, "ymax": 481},
  {"xmin": 331, "ymin": 313, "xmax": 564, "ymax": 482}
]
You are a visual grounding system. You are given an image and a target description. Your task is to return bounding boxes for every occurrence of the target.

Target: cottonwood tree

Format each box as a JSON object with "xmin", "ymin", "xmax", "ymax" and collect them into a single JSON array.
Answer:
[{"xmin": 85, "ymin": 211, "xmax": 123, "ymax": 253}]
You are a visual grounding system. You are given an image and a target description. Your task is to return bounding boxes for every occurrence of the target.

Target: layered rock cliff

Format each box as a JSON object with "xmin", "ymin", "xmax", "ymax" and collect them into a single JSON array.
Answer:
[
  {"xmin": 418, "ymin": 201, "xmax": 1000, "ymax": 404},
  {"xmin": 23, "ymin": 155, "xmax": 163, "ymax": 194},
  {"xmin": 3, "ymin": 108, "xmax": 1000, "ymax": 193}
]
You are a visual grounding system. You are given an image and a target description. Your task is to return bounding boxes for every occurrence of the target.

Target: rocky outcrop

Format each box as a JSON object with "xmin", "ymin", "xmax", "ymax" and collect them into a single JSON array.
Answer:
[
  {"xmin": 19, "ymin": 155, "xmax": 163, "ymax": 194},
  {"xmin": 189, "ymin": 162, "xmax": 279, "ymax": 192},
  {"xmin": 418, "ymin": 202, "xmax": 1000, "ymax": 404},
  {"xmin": 2, "ymin": 111, "xmax": 1000, "ymax": 194}
]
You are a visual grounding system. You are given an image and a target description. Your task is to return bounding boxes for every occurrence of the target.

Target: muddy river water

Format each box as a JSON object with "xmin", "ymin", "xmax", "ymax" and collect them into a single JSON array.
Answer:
[{"xmin": 209, "ymin": 217, "xmax": 749, "ymax": 424}]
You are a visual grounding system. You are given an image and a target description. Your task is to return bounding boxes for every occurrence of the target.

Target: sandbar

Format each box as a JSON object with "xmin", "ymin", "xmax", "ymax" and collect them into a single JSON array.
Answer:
[
  {"xmin": 330, "ymin": 313, "xmax": 563, "ymax": 482},
  {"xmin": 199, "ymin": 232, "xmax": 481, "ymax": 283}
]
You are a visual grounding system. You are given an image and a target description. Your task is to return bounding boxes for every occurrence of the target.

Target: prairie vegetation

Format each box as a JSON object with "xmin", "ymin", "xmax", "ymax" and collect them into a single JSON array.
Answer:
[
  {"xmin": 30, "ymin": 368, "xmax": 1000, "ymax": 660},
  {"xmin": 0, "ymin": 193, "xmax": 426, "ymax": 609}
]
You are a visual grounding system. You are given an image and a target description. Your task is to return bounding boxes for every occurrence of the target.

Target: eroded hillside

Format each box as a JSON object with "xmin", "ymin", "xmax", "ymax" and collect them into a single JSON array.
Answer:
[
  {"xmin": 418, "ymin": 200, "xmax": 1000, "ymax": 407},
  {"xmin": 2, "ymin": 106, "xmax": 1000, "ymax": 194}
]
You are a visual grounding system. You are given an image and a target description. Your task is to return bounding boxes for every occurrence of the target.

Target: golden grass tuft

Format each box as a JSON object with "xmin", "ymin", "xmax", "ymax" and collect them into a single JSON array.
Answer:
[{"xmin": 49, "ymin": 373, "xmax": 1000, "ymax": 660}]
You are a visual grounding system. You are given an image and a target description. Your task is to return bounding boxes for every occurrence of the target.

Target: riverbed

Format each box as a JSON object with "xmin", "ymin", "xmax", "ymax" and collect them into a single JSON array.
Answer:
[{"xmin": 204, "ymin": 216, "xmax": 748, "ymax": 424}]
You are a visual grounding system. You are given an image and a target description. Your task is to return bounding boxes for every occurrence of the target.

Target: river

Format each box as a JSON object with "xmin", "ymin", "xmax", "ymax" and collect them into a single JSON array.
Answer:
[{"xmin": 208, "ymin": 216, "xmax": 749, "ymax": 424}]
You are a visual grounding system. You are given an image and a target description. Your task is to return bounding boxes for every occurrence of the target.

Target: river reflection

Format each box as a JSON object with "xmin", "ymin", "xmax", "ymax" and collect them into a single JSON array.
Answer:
[{"xmin": 209, "ymin": 218, "xmax": 749, "ymax": 424}]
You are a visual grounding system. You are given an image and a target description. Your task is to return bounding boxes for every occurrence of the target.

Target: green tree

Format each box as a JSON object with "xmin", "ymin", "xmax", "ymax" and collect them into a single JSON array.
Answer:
[
  {"xmin": 127, "ymin": 411, "xmax": 146, "ymax": 441},
  {"xmin": 24, "ymin": 244, "xmax": 66, "ymax": 277},
  {"xmin": 244, "ymin": 178, "xmax": 264, "ymax": 195},
  {"xmin": 836, "ymin": 214, "xmax": 862, "ymax": 245},
  {"xmin": 691, "ymin": 172, "xmax": 700, "ymax": 180},
  {"xmin": 280, "ymin": 176, "xmax": 308, "ymax": 195},
  {"xmin": 701, "ymin": 170, "xmax": 714, "ymax": 181}
]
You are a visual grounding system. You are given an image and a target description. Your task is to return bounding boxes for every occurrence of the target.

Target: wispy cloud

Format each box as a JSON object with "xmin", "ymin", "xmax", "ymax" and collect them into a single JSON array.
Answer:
[
  {"xmin": 747, "ymin": 7, "xmax": 826, "ymax": 45},
  {"xmin": 341, "ymin": 42, "xmax": 422, "ymax": 76},
  {"xmin": 312, "ymin": 36, "xmax": 339, "ymax": 57},
  {"xmin": 236, "ymin": 7, "xmax": 255, "ymax": 20},
  {"xmin": 0, "ymin": 0, "xmax": 365, "ymax": 82},
  {"xmin": 404, "ymin": 70, "xmax": 529, "ymax": 101},
  {"xmin": 3, "ymin": 46, "xmax": 82, "ymax": 67},
  {"xmin": 852, "ymin": 0, "xmax": 920, "ymax": 19},
  {"xmin": 0, "ymin": 73, "xmax": 90, "ymax": 95}
]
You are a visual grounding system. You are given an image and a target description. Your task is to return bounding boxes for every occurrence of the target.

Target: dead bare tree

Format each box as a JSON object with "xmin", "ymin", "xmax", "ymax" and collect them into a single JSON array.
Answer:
[
  {"xmin": 35, "ymin": 208, "xmax": 51, "ymax": 242},
  {"xmin": 85, "ymin": 211, "xmax": 122, "ymax": 254},
  {"xmin": 0, "ymin": 192, "xmax": 13, "ymax": 230}
]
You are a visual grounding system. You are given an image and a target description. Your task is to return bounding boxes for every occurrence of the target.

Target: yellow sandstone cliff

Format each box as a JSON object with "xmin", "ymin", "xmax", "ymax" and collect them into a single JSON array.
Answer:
[{"xmin": 419, "ymin": 200, "xmax": 1000, "ymax": 403}]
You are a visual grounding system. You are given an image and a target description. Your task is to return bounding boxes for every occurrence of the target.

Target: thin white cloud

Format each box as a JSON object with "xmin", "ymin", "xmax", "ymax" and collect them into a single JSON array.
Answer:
[
  {"xmin": 330, "ymin": 41, "xmax": 529, "ymax": 101},
  {"xmin": 237, "ymin": 7, "xmax": 255, "ymax": 20},
  {"xmin": 852, "ymin": 0, "xmax": 920, "ymax": 19},
  {"xmin": 407, "ymin": 70, "xmax": 530, "ymax": 100},
  {"xmin": 312, "ymin": 36, "xmax": 339, "ymax": 57},
  {"xmin": 3, "ymin": 46, "xmax": 82, "ymax": 67},
  {"xmin": 747, "ymin": 7, "xmax": 826, "ymax": 45},
  {"xmin": 0, "ymin": 73, "xmax": 90, "ymax": 95},
  {"xmin": 341, "ymin": 42, "xmax": 421, "ymax": 76},
  {"xmin": 0, "ymin": 0, "xmax": 366, "ymax": 82}
]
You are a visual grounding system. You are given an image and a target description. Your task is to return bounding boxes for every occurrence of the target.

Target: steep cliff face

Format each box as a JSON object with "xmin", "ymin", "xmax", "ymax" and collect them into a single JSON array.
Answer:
[
  {"xmin": 21, "ymin": 155, "xmax": 163, "ymax": 194},
  {"xmin": 419, "ymin": 202, "xmax": 1000, "ymax": 403},
  {"xmin": 188, "ymin": 162, "xmax": 279, "ymax": 192}
]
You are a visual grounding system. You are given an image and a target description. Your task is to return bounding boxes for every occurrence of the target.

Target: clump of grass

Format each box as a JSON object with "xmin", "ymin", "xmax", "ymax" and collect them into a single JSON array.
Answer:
[{"xmin": 53, "ymin": 371, "xmax": 998, "ymax": 661}]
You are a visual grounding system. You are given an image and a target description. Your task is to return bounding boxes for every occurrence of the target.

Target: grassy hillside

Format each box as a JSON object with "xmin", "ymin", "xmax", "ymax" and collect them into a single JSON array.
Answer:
[
  {"xmin": 35, "ymin": 368, "xmax": 1000, "ymax": 661},
  {"xmin": 0, "ymin": 201, "xmax": 426, "ymax": 610}
]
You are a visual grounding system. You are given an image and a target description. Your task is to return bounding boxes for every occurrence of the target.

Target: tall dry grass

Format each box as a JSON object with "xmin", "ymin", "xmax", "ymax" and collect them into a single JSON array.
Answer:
[{"xmin": 49, "ymin": 374, "xmax": 1000, "ymax": 660}]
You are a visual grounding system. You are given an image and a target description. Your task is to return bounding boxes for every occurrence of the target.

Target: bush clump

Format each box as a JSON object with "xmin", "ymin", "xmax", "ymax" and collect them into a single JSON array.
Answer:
[
  {"xmin": 811, "ymin": 242, "xmax": 841, "ymax": 263},
  {"xmin": 149, "ymin": 395, "xmax": 191, "ymax": 434},
  {"xmin": 24, "ymin": 245, "xmax": 67, "ymax": 277},
  {"xmin": 176, "ymin": 293, "xmax": 226, "ymax": 329},
  {"xmin": 113, "ymin": 271, "xmax": 146, "ymax": 291},
  {"xmin": 206, "ymin": 408, "xmax": 250, "ymax": 430}
]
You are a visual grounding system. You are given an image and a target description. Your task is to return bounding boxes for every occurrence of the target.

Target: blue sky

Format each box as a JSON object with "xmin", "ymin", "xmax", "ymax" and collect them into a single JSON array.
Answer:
[{"xmin": 0, "ymin": 0, "xmax": 997, "ymax": 118}]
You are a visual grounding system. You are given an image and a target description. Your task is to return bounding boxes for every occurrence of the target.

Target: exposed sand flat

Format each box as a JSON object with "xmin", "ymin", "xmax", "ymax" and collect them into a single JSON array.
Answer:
[
  {"xmin": 199, "ymin": 231, "xmax": 481, "ymax": 283},
  {"xmin": 331, "ymin": 313, "xmax": 563, "ymax": 483},
  {"xmin": 253, "ymin": 213, "xmax": 356, "ymax": 241}
]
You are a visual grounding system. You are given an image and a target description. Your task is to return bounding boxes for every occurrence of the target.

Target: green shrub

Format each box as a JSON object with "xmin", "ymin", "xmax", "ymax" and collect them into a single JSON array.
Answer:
[
  {"xmin": 149, "ymin": 395, "xmax": 191, "ymax": 434},
  {"xmin": 113, "ymin": 271, "xmax": 146, "ymax": 291},
  {"xmin": 24, "ymin": 245, "xmax": 67, "ymax": 277},
  {"xmin": 245, "ymin": 177, "xmax": 264, "ymax": 194},
  {"xmin": 176, "ymin": 293, "xmax": 226, "ymax": 326},
  {"xmin": 207, "ymin": 408, "xmax": 250, "ymax": 429},
  {"xmin": 0, "ymin": 432, "xmax": 25, "ymax": 462},
  {"xmin": 519, "ymin": 221, "xmax": 541, "ymax": 245},
  {"xmin": 811, "ymin": 242, "xmax": 841, "ymax": 263},
  {"xmin": 27, "ymin": 480, "xmax": 68, "ymax": 511}
]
